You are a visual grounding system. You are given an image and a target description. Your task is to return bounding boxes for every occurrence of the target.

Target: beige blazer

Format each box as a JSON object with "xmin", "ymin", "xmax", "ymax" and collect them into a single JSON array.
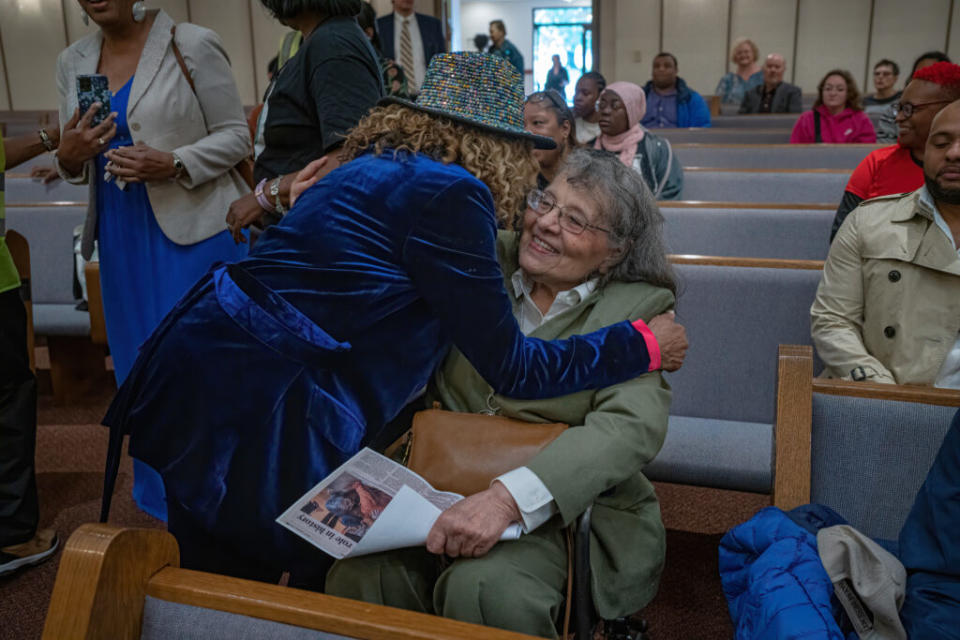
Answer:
[
  {"xmin": 55, "ymin": 10, "xmax": 251, "ymax": 259},
  {"xmin": 811, "ymin": 190, "xmax": 960, "ymax": 384}
]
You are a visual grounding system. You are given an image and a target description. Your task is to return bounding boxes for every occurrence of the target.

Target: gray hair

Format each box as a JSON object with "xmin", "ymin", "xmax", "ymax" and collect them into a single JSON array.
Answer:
[{"xmin": 557, "ymin": 148, "xmax": 676, "ymax": 294}]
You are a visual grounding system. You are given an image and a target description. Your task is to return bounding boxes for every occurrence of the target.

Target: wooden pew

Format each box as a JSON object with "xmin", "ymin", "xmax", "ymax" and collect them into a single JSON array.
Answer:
[
  {"xmin": 647, "ymin": 256, "xmax": 824, "ymax": 495},
  {"xmin": 669, "ymin": 255, "xmax": 824, "ymax": 270},
  {"xmin": 43, "ymin": 524, "xmax": 539, "ymax": 640},
  {"xmin": 6, "ymin": 202, "xmax": 106, "ymax": 403},
  {"xmin": 86, "ymin": 261, "xmax": 107, "ymax": 345}
]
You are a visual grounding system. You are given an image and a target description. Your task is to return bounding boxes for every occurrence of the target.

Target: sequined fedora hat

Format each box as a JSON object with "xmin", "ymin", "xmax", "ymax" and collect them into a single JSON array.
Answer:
[{"xmin": 379, "ymin": 52, "xmax": 556, "ymax": 150}]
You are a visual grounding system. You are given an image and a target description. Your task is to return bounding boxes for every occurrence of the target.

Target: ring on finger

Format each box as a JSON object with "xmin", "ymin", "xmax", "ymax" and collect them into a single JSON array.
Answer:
[{"xmin": 98, "ymin": 137, "xmax": 106, "ymax": 146}]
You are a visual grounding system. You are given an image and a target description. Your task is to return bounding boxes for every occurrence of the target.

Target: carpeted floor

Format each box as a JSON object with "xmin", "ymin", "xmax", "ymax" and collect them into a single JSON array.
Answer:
[{"xmin": 0, "ymin": 388, "xmax": 767, "ymax": 640}]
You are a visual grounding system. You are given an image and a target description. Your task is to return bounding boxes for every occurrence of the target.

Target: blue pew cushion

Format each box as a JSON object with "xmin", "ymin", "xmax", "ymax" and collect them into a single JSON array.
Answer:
[
  {"xmin": 645, "ymin": 415, "xmax": 773, "ymax": 493},
  {"xmin": 32, "ymin": 303, "xmax": 90, "ymax": 336}
]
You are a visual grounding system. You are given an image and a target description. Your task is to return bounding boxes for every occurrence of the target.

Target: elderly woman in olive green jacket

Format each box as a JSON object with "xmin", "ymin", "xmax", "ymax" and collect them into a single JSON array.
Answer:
[{"xmin": 327, "ymin": 149, "xmax": 679, "ymax": 638}]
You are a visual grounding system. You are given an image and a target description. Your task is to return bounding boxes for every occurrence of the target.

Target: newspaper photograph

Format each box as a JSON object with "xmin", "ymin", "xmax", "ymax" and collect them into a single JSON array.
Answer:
[{"xmin": 277, "ymin": 448, "xmax": 523, "ymax": 559}]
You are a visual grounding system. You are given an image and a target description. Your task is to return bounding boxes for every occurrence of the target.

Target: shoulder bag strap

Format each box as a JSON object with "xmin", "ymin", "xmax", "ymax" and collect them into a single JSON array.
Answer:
[
  {"xmin": 168, "ymin": 24, "xmax": 255, "ymax": 188},
  {"xmin": 814, "ymin": 110, "xmax": 822, "ymax": 143},
  {"xmin": 170, "ymin": 25, "xmax": 197, "ymax": 96}
]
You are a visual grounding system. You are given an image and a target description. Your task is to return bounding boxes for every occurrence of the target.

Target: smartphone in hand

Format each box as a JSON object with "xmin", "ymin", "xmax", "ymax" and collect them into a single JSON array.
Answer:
[{"xmin": 77, "ymin": 74, "xmax": 111, "ymax": 127}]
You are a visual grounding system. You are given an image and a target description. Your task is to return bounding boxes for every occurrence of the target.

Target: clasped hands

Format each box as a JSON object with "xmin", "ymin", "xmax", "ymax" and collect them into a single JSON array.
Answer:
[{"xmin": 57, "ymin": 102, "xmax": 175, "ymax": 182}]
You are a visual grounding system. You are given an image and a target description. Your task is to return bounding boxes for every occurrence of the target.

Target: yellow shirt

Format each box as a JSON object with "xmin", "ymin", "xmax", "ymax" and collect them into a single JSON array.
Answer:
[{"xmin": 0, "ymin": 132, "xmax": 21, "ymax": 294}]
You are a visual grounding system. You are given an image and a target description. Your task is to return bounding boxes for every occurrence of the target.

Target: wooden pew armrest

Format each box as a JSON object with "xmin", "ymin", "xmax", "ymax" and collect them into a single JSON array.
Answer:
[
  {"xmin": 772, "ymin": 344, "xmax": 813, "ymax": 510},
  {"xmin": 85, "ymin": 261, "xmax": 107, "ymax": 345}
]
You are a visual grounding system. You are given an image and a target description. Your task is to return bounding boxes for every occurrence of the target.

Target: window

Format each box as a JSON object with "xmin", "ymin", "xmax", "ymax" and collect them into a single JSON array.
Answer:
[{"xmin": 532, "ymin": 6, "xmax": 593, "ymax": 104}]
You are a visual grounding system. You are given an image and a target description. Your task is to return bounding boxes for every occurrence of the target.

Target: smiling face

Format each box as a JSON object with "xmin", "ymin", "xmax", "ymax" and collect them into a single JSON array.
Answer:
[
  {"xmin": 573, "ymin": 77, "xmax": 601, "ymax": 118},
  {"xmin": 924, "ymin": 101, "xmax": 960, "ymax": 204},
  {"xmin": 597, "ymin": 89, "xmax": 629, "ymax": 137},
  {"xmin": 78, "ymin": 0, "xmax": 134, "ymax": 27},
  {"xmin": 518, "ymin": 178, "xmax": 615, "ymax": 293},
  {"xmin": 821, "ymin": 74, "xmax": 849, "ymax": 112},
  {"xmin": 525, "ymin": 102, "xmax": 570, "ymax": 173},
  {"xmin": 733, "ymin": 42, "xmax": 755, "ymax": 68},
  {"xmin": 897, "ymin": 79, "xmax": 949, "ymax": 153}
]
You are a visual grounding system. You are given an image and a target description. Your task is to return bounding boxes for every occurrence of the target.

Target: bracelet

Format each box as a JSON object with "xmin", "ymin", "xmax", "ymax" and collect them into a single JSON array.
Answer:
[
  {"xmin": 254, "ymin": 178, "xmax": 275, "ymax": 212},
  {"xmin": 38, "ymin": 128, "xmax": 56, "ymax": 152},
  {"xmin": 270, "ymin": 176, "xmax": 286, "ymax": 215}
]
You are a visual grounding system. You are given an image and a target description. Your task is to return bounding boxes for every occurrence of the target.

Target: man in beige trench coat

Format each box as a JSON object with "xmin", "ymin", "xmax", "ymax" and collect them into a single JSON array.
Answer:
[{"xmin": 812, "ymin": 100, "xmax": 960, "ymax": 386}]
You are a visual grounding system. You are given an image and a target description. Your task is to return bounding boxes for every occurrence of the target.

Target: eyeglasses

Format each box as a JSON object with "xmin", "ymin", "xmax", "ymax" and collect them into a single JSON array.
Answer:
[
  {"xmin": 526, "ymin": 90, "xmax": 570, "ymax": 113},
  {"xmin": 526, "ymin": 189, "xmax": 610, "ymax": 235},
  {"xmin": 893, "ymin": 100, "xmax": 952, "ymax": 119}
]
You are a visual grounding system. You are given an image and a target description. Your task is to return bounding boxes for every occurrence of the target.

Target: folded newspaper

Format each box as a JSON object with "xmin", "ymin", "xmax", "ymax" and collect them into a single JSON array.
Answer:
[{"xmin": 277, "ymin": 448, "xmax": 523, "ymax": 559}]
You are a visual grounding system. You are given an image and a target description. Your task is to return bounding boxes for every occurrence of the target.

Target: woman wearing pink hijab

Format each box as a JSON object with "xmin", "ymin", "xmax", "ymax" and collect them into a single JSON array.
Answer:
[{"xmin": 594, "ymin": 81, "xmax": 684, "ymax": 199}]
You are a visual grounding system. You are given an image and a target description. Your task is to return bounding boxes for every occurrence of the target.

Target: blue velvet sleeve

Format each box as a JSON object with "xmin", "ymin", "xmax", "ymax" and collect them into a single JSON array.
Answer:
[{"xmin": 401, "ymin": 176, "xmax": 653, "ymax": 400}]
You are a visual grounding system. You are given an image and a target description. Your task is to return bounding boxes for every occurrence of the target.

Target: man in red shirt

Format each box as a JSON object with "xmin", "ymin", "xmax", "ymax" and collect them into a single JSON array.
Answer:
[{"xmin": 831, "ymin": 61, "xmax": 960, "ymax": 240}]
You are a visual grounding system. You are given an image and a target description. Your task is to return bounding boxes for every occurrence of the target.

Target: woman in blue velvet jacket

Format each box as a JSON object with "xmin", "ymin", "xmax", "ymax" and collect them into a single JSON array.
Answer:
[{"xmin": 101, "ymin": 53, "xmax": 686, "ymax": 581}]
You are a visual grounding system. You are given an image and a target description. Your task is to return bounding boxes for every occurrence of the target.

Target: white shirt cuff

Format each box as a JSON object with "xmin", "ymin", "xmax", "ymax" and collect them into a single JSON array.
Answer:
[{"xmin": 495, "ymin": 467, "xmax": 557, "ymax": 533}]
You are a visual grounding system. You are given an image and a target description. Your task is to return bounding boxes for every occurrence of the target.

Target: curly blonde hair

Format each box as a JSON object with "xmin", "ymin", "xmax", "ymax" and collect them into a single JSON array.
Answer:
[{"xmin": 340, "ymin": 105, "xmax": 537, "ymax": 226}]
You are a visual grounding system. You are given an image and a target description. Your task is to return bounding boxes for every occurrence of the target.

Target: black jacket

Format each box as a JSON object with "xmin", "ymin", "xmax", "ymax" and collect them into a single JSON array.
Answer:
[{"xmin": 739, "ymin": 82, "xmax": 803, "ymax": 114}]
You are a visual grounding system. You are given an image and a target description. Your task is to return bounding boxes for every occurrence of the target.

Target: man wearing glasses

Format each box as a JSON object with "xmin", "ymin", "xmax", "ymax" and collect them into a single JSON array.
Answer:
[
  {"xmin": 831, "ymin": 62, "xmax": 960, "ymax": 241},
  {"xmin": 863, "ymin": 59, "xmax": 903, "ymax": 143}
]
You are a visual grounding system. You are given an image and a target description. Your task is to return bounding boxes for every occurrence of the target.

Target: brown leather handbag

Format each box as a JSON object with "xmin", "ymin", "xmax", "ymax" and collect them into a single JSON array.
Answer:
[
  {"xmin": 394, "ymin": 408, "xmax": 568, "ymax": 497},
  {"xmin": 393, "ymin": 407, "xmax": 576, "ymax": 638}
]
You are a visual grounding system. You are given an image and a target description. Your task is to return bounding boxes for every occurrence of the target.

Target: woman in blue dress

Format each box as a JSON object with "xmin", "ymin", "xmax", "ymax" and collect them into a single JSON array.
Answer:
[
  {"xmin": 55, "ymin": 3, "xmax": 251, "ymax": 520},
  {"xmin": 102, "ymin": 53, "xmax": 688, "ymax": 582}
]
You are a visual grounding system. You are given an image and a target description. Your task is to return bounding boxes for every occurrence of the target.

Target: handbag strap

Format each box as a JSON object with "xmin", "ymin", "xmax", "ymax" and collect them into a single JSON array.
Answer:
[
  {"xmin": 814, "ymin": 109, "xmax": 822, "ymax": 143},
  {"xmin": 170, "ymin": 25, "xmax": 197, "ymax": 96}
]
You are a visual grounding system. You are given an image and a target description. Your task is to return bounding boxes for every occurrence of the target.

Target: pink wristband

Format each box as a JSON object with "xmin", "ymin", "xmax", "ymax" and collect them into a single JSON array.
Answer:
[
  {"xmin": 255, "ymin": 178, "xmax": 275, "ymax": 212},
  {"xmin": 631, "ymin": 318, "xmax": 661, "ymax": 372}
]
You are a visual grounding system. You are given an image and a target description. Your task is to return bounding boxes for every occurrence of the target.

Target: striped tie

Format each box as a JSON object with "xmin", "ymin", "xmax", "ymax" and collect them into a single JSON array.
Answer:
[{"xmin": 399, "ymin": 17, "xmax": 416, "ymax": 92}]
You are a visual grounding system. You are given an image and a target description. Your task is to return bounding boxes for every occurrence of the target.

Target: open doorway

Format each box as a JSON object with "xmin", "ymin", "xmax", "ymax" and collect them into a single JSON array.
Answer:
[
  {"xmin": 532, "ymin": 6, "xmax": 592, "ymax": 104},
  {"xmin": 457, "ymin": 1, "xmax": 594, "ymax": 95}
]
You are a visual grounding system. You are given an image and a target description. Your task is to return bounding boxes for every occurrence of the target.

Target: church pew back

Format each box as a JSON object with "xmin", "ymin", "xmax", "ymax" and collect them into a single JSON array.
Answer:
[
  {"xmin": 664, "ymin": 207, "xmax": 833, "ymax": 260},
  {"xmin": 673, "ymin": 143, "xmax": 880, "ymax": 170},
  {"xmin": 658, "ymin": 128, "xmax": 792, "ymax": 144},
  {"xmin": 708, "ymin": 114, "xmax": 800, "ymax": 129},
  {"xmin": 680, "ymin": 168, "xmax": 849, "ymax": 204},
  {"xmin": 44, "ymin": 524, "xmax": 540, "ymax": 640}
]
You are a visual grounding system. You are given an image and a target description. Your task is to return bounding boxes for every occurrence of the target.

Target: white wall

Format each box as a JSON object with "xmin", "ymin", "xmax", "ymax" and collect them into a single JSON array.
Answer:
[
  {"xmin": 459, "ymin": 0, "xmax": 591, "ymax": 94},
  {"xmin": 597, "ymin": 0, "xmax": 956, "ymax": 98}
]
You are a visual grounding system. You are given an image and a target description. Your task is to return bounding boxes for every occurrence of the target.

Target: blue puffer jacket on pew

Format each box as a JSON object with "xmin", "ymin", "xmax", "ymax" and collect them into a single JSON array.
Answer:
[{"xmin": 719, "ymin": 506, "xmax": 848, "ymax": 640}]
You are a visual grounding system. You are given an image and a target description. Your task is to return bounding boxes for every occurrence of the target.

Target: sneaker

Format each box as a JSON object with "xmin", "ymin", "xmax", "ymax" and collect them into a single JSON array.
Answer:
[{"xmin": 0, "ymin": 529, "xmax": 59, "ymax": 577}]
